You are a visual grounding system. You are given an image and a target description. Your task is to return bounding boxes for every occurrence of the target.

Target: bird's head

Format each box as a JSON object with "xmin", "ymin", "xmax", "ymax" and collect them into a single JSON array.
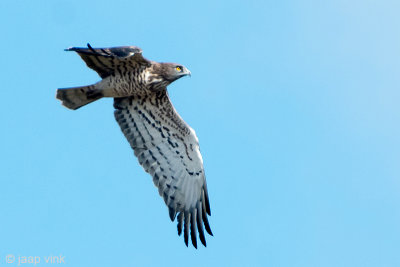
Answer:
[
  {"xmin": 159, "ymin": 62, "xmax": 191, "ymax": 82},
  {"xmin": 147, "ymin": 62, "xmax": 191, "ymax": 90}
]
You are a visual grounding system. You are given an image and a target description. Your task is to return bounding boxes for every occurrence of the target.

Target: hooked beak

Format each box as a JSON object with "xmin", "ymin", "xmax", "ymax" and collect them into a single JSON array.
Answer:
[{"xmin": 184, "ymin": 67, "xmax": 191, "ymax": 77}]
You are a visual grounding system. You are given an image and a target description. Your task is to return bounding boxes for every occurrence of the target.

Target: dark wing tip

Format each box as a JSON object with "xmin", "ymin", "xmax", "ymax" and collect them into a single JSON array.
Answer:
[
  {"xmin": 177, "ymin": 207, "xmax": 212, "ymax": 248},
  {"xmin": 184, "ymin": 212, "xmax": 190, "ymax": 247},
  {"xmin": 176, "ymin": 192, "xmax": 213, "ymax": 248},
  {"xmin": 64, "ymin": 44, "xmax": 143, "ymax": 61},
  {"xmin": 200, "ymin": 235, "xmax": 207, "ymax": 247},
  {"xmin": 64, "ymin": 43, "xmax": 93, "ymax": 52},
  {"xmin": 64, "ymin": 46, "xmax": 90, "ymax": 53},
  {"xmin": 202, "ymin": 206, "xmax": 213, "ymax": 236},
  {"xmin": 196, "ymin": 203, "xmax": 207, "ymax": 247},
  {"xmin": 177, "ymin": 212, "xmax": 183, "ymax": 236},
  {"xmin": 63, "ymin": 43, "xmax": 94, "ymax": 52},
  {"xmin": 205, "ymin": 223, "xmax": 213, "ymax": 236},
  {"xmin": 203, "ymin": 188, "xmax": 211, "ymax": 216},
  {"xmin": 169, "ymin": 207, "xmax": 177, "ymax": 221},
  {"xmin": 87, "ymin": 43, "xmax": 96, "ymax": 53},
  {"xmin": 190, "ymin": 210, "xmax": 198, "ymax": 249},
  {"xmin": 208, "ymin": 229, "xmax": 214, "ymax": 236}
]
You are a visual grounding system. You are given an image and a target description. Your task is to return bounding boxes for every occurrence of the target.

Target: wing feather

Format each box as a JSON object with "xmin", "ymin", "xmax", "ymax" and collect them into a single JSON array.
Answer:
[
  {"xmin": 196, "ymin": 202, "xmax": 207, "ymax": 246},
  {"xmin": 114, "ymin": 91, "xmax": 212, "ymax": 247},
  {"xmin": 190, "ymin": 209, "xmax": 198, "ymax": 248},
  {"xmin": 184, "ymin": 211, "xmax": 190, "ymax": 247},
  {"xmin": 66, "ymin": 43, "xmax": 151, "ymax": 78},
  {"xmin": 177, "ymin": 212, "xmax": 184, "ymax": 236}
]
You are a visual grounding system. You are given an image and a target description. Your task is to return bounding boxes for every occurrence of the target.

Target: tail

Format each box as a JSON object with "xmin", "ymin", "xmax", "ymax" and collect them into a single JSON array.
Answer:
[{"xmin": 56, "ymin": 85, "xmax": 103, "ymax": 110}]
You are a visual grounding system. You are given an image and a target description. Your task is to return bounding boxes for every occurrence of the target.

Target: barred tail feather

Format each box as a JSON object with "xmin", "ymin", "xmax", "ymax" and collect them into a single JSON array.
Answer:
[{"xmin": 56, "ymin": 85, "xmax": 103, "ymax": 110}]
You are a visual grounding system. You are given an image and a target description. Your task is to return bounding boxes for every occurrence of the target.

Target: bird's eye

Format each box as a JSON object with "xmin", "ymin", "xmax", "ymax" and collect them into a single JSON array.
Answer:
[{"xmin": 176, "ymin": 66, "xmax": 182, "ymax": 72}]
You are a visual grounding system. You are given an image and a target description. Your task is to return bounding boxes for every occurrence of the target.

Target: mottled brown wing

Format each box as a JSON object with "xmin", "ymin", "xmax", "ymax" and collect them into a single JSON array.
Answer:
[
  {"xmin": 66, "ymin": 43, "xmax": 151, "ymax": 78},
  {"xmin": 114, "ymin": 91, "xmax": 212, "ymax": 248}
]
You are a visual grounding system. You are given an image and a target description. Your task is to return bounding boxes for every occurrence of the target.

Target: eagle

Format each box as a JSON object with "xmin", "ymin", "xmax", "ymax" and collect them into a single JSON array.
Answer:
[{"xmin": 56, "ymin": 44, "xmax": 212, "ymax": 248}]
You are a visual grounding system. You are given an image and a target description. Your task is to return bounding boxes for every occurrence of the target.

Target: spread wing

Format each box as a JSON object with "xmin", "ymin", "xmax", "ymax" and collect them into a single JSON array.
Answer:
[
  {"xmin": 66, "ymin": 43, "xmax": 151, "ymax": 78},
  {"xmin": 114, "ymin": 91, "xmax": 212, "ymax": 248}
]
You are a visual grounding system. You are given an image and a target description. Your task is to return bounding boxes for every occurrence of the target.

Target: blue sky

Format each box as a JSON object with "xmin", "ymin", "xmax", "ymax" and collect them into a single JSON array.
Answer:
[{"xmin": 1, "ymin": 0, "xmax": 399, "ymax": 266}]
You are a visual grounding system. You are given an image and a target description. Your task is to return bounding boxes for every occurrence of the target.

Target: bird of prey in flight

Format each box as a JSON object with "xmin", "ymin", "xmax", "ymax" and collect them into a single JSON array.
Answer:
[{"xmin": 56, "ymin": 44, "xmax": 212, "ymax": 248}]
